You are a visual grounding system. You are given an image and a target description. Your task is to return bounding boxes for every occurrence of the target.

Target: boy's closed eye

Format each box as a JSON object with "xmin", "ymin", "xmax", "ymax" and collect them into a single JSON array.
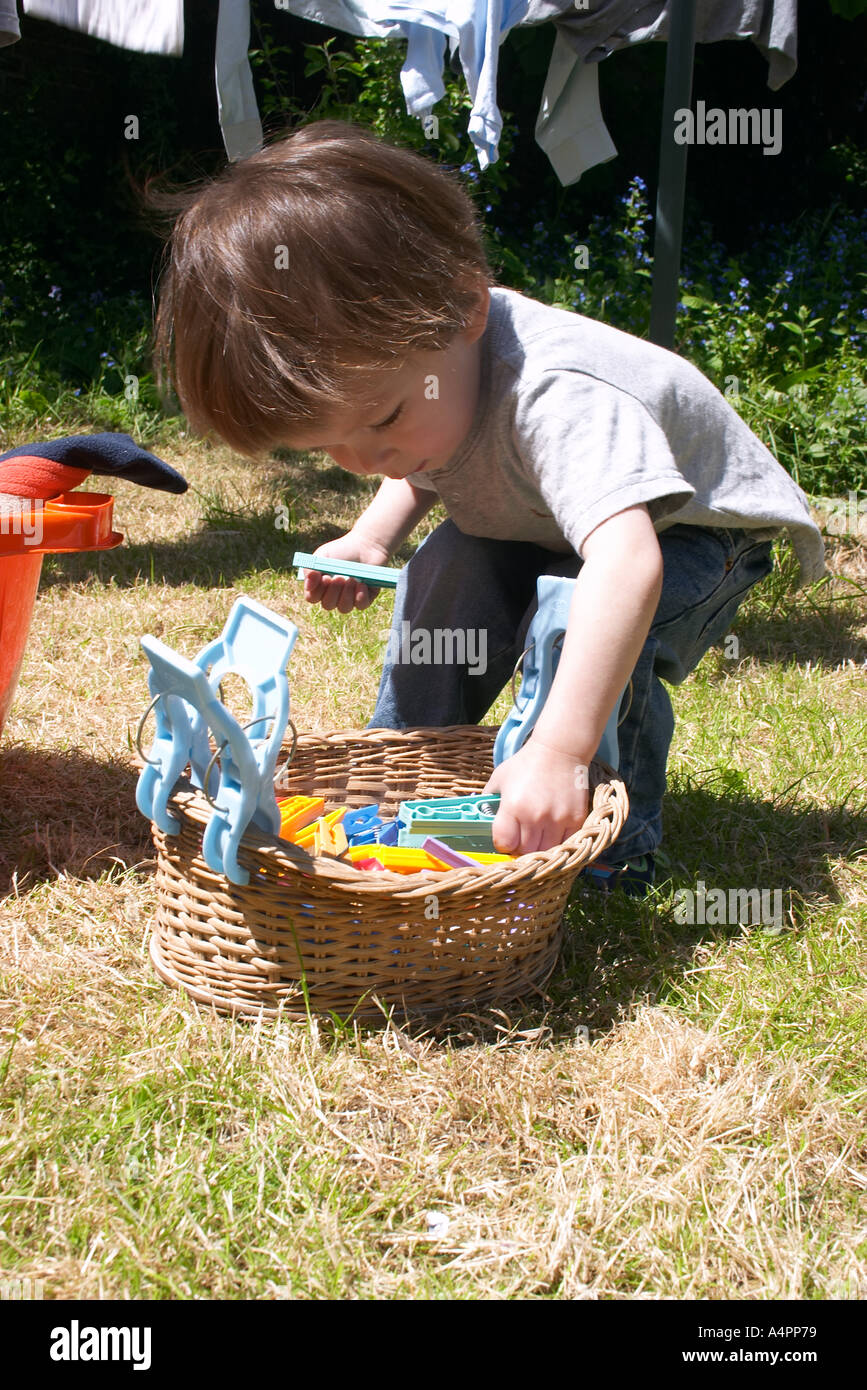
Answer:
[{"xmin": 372, "ymin": 403, "xmax": 404, "ymax": 431}]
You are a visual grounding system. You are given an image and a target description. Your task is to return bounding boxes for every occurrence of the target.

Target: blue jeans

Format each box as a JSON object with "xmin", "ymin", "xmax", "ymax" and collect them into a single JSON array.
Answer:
[{"xmin": 369, "ymin": 522, "xmax": 774, "ymax": 860}]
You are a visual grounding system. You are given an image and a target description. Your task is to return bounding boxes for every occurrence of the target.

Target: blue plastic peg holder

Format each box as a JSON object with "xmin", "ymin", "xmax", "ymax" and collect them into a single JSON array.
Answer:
[
  {"xmin": 136, "ymin": 597, "xmax": 298, "ymax": 885},
  {"xmin": 493, "ymin": 574, "xmax": 624, "ymax": 772}
]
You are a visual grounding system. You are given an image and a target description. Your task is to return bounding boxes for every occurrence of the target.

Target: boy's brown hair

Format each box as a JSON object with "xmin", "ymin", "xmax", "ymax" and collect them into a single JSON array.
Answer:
[{"xmin": 153, "ymin": 120, "xmax": 494, "ymax": 456}]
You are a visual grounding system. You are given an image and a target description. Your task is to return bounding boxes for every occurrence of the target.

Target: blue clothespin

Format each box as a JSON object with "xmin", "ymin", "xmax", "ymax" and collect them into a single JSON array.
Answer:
[
  {"xmin": 377, "ymin": 818, "xmax": 400, "ymax": 846},
  {"xmin": 493, "ymin": 574, "xmax": 624, "ymax": 771},
  {"xmin": 138, "ymin": 638, "xmax": 262, "ymax": 883},
  {"xmin": 191, "ymin": 596, "xmax": 298, "ymax": 811},
  {"xmin": 136, "ymin": 598, "xmax": 298, "ymax": 885},
  {"xmin": 135, "ymin": 684, "xmax": 196, "ymax": 836},
  {"xmin": 343, "ymin": 803, "xmax": 383, "ymax": 845}
]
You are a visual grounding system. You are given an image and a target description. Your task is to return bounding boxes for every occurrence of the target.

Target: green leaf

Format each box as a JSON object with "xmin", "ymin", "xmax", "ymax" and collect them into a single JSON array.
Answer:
[{"xmin": 780, "ymin": 366, "xmax": 823, "ymax": 389}]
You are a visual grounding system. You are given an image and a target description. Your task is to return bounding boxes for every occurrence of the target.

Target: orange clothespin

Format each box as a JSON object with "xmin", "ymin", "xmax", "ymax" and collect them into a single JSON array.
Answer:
[{"xmin": 277, "ymin": 795, "xmax": 325, "ymax": 839}]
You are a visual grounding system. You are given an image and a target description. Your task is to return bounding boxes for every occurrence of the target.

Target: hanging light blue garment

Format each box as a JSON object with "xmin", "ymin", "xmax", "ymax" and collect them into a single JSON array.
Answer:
[{"xmin": 277, "ymin": 0, "xmax": 529, "ymax": 169}]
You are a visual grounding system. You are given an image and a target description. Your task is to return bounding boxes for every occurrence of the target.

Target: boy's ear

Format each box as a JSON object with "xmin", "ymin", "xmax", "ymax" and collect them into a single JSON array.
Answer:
[{"xmin": 462, "ymin": 281, "xmax": 491, "ymax": 344}]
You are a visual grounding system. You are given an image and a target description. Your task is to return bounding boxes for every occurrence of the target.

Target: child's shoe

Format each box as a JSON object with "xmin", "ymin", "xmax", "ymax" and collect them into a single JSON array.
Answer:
[{"xmin": 574, "ymin": 853, "xmax": 657, "ymax": 898}]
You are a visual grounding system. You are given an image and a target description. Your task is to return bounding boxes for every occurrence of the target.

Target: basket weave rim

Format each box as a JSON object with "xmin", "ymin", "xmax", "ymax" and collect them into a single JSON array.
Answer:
[{"xmin": 156, "ymin": 725, "xmax": 629, "ymax": 894}]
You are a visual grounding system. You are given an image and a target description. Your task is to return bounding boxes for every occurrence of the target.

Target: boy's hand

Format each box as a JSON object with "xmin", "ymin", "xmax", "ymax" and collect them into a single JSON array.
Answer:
[
  {"xmin": 302, "ymin": 533, "xmax": 391, "ymax": 614},
  {"xmin": 482, "ymin": 736, "xmax": 590, "ymax": 855}
]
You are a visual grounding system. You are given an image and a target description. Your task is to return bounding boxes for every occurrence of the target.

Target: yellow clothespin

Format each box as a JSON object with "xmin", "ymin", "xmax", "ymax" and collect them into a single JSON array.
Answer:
[{"xmin": 294, "ymin": 806, "xmax": 348, "ymax": 849}]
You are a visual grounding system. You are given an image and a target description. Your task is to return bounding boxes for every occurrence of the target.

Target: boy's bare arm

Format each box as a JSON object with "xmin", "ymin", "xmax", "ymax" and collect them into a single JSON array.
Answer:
[
  {"xmin": 305, "ymin": 477, "xmax": 435, "ymax": 612},
  {"xmin": 485, "ymin": 505, "xmax": 663, "ymax": 854},
  {"xmin": 532, "ymin": 504, "xmax": 663, "ymax": 764},
  {"xmin": 352, "ymin": 477, "xmax": 437, "ymax": 559}
]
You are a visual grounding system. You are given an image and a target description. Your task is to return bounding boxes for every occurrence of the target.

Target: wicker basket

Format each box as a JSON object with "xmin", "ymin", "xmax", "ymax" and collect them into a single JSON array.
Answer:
[{"xmin": 148, "ymin": 726, "xmax": 628, "ymax": 1021}]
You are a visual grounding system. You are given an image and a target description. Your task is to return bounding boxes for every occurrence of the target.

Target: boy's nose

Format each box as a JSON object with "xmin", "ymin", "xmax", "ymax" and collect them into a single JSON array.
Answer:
[{"xmin": 329, "ymin": 445, "xmax": 397, "ymax": 476}]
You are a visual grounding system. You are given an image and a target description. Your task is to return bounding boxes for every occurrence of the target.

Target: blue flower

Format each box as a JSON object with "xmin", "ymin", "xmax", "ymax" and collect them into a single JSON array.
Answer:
[
  {"xmin": 48, "ymin": 284, "xmax": 62, "ymax": 300},
  {"xmin": 766, "ymin": 322, "xmax": 775, "ymax": 330},
  {"xmin": 739, "ymin": 277, "xmax": 749, "ymax": 289}
]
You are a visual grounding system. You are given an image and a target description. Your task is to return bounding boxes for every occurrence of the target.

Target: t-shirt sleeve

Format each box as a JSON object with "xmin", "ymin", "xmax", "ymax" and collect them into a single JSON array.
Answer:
[{"xmin": 513, "ymin": 372, "xmax": 695, "ymax": 554}]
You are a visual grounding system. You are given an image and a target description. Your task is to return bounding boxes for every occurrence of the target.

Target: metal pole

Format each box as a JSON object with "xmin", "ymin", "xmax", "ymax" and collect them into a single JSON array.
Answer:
[{"xmin": 649, "ymin": 0, "xmax": 697, "ymax": 348}]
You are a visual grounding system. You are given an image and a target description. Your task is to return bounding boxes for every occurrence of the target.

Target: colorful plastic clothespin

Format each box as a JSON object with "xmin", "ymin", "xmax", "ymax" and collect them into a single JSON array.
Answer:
[
  {"xmin": 311, "ymin": 816, "xmax": 349, "ymax": 857},
  {"xmin": 135, "ymin": 681, "xmax": 197, "ymax": 836},
  {"xmin": 289, "ymin": 805, "xmax": 345, "ymax": 847},
  {"xmin": 277, "ymin": 796, "xmax": 326, "ymax": 839},
  {"xmin": 421, "ymin": 836, "xmax": 482, "ymax": 870},
  {"xmin": 343, "ymin": 803, "xmax": 383, "ymax": 845},
  {"xmin": 190, "ymin": 596, "xmax": 298, "ymax": 797},
  {"xmin": 397, "ymin": 795, "xmax": 501, "ymax": 851},
  {"xmin": 377, "ymin": 818, "xmax": 400, "ymax": 846},
  {"xmin": 136, "ymin": 597, "xmax": 298, "ymax": 885},
  {"xmin": 345, "ymin": 845, "xmax": 451, "ymax": 874},
  {"xmin": 293, "ymin": 551, "xmax": 400, "ymax": 590},
  {"xmin": 493, "ymin": 574, "xmax": 624, "ymax": 771}
]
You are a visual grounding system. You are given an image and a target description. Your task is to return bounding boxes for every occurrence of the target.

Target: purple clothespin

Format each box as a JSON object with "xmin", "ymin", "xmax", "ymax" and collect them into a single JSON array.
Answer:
[{"xmin": 422, "ymin": 836, "xmax": 482, "ymax": 870}]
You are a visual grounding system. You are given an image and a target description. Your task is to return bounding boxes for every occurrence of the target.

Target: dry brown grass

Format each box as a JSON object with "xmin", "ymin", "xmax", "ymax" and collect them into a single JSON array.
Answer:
[{"xmin": 0, "ymin": 439, "xmax": 864, "ymax": 1299}]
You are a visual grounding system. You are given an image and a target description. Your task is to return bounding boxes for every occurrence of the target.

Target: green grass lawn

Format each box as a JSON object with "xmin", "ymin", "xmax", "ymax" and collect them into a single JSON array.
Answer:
[{"xmin": 0, "ymin": 436, "xmax": 864, "ymax": 1300}]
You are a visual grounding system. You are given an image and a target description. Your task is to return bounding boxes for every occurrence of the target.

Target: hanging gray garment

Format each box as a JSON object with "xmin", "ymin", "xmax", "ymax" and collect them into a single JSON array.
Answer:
[
  {"xmin": 0, "ymin": 0, "xmax": 20, "ymax": 46},
  {"xmin": 525, "ymin": 0, "xmax": 797, "ymax": 85},
  {"xmin": 525, "ymin": 0, "xmax": 798, "ymax": 184}
]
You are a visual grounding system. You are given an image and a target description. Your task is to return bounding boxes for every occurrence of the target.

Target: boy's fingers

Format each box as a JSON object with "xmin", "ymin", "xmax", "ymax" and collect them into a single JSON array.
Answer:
[
  {"xmin": 319, "ymin": 576, "xmax": 347, "ymax": 611},
  {"xmin": 492, "ymin": 809, "xmax": 521, "ymax": 855},
  {"xmin": 336, "ymin": 583, "xmax": 360, "ymax": 615}
]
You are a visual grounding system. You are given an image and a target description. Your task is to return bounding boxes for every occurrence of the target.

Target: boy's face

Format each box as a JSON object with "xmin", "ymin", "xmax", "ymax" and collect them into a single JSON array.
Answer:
[{"xmin": 283, "ymin": 288, "xmax": 490, "ymax": 480}]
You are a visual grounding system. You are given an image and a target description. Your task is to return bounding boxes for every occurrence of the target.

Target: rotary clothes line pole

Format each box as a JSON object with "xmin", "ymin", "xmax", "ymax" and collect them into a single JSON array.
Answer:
[{"xmin": 649, "ymin": 0, "xmax": 697, "ymax": 348}]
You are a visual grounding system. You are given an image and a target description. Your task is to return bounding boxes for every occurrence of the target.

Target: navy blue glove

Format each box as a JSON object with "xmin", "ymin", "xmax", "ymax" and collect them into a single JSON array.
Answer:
[{"xmin": 0, "ymin": 433, "xmax": 188, "ymax": 493}]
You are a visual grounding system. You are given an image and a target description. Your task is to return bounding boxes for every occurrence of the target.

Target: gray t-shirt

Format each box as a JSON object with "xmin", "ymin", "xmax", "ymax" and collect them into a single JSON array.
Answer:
[{"xmin": 409, "ymin": 287, "xmax": 826, "ymax": 584}]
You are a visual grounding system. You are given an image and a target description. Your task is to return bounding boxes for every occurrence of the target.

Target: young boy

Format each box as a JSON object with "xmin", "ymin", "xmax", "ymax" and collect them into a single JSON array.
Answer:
[{"xmin": 155, "ymin": 120, "xmax": 825, "ymax": 886}]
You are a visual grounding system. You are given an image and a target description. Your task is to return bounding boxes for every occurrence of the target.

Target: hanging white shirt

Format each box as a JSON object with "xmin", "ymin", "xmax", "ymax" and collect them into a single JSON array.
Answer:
[{"xmin": 22, "ymin": 0, "xmax": 184, "ymax": 55}]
